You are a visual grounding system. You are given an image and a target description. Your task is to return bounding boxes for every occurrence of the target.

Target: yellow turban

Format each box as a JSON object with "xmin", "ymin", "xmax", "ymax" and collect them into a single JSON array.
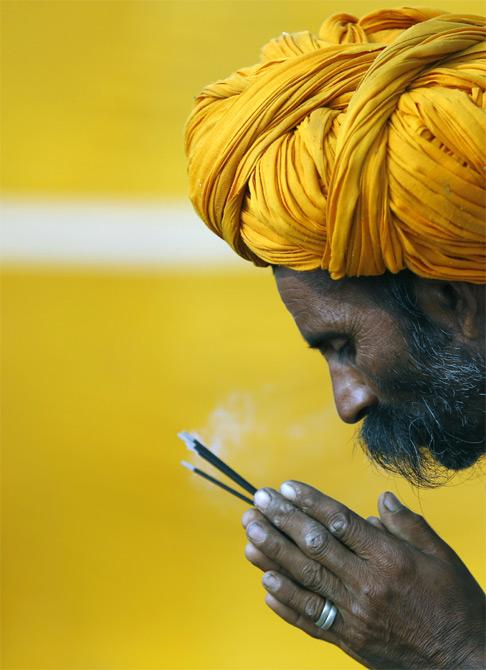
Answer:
[{"xmin": 185, "ymin": 8, "xmax": 486, "ymax": 282}]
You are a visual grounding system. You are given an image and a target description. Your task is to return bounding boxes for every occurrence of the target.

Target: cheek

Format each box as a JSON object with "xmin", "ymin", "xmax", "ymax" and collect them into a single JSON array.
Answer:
[
  {"xmin": 355, "ymin": 323, "xmax": 411, "ymax": 395},
  {"xmin": 363, "ymin": 350, "xmax": 415, "ymax": 401}
]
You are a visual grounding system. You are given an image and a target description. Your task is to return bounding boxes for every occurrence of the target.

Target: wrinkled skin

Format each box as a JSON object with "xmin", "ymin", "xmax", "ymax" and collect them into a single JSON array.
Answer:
[
  {"xmin": 242, "ymin": 483, "xmax": 485, "ymax": 669},
  {"xmin": 241, "ymin": 269, "xmax": 485, "ymax": 668},
  {"xmin": 274, "ymin": 268, "xmax": 485, "ymax": 439}
]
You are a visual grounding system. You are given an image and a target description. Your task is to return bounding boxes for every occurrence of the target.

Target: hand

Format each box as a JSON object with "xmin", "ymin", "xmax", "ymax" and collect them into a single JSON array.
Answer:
[{"xmin": 242, "ymin": 482, "xmax": 485, "ymax": 669}]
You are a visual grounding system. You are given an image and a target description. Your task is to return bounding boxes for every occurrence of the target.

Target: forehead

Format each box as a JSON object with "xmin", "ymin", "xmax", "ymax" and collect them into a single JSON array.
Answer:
[
  {"xmin": 275, "ymin": 267, "xmax": 367, "ymax": 317},
  {"xmin": 274, "ymin": 267, "xmax": 399, "ymax": 338}
]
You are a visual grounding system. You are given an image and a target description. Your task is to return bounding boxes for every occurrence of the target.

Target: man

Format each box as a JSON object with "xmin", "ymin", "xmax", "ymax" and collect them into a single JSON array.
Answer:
[{"xmin": 185, "ymin": 7, "xmax": 485, "ymax": 668}]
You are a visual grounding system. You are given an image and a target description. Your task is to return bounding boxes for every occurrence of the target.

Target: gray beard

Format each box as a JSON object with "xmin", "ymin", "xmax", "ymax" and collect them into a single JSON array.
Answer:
[{"xmin": 359, "ymin": 319, "xmax": 485, "ymax": 487}]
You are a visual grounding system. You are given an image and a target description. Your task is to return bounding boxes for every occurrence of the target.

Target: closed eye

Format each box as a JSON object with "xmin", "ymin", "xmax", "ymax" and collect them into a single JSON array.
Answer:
[
  {"xmin": 308, "ymin": 335, "xmax": 355, "ymax": 361},
  {"xmin": 329, "ymin": 337, "xmax": 354, "ymax": 360},
  {"xmin": 335, "ymin": 339, "xmax": 355, "ymax": 361}
]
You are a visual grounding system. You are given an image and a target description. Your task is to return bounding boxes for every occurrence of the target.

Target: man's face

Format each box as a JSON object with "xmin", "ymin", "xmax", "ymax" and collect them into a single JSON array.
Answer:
[{"xmin": 275, "ymin": 267, "xmax": 485, "ymax": 486}]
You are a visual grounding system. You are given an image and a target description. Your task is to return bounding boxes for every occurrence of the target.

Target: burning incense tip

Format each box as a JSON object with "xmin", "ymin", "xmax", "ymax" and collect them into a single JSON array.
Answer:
[
  {"xmin": 177, "ymin": 429, "xmax": 257, "ymax": 498},
  {"xmin": 177, "ymin": 431, "xmax": 197, "ymax": 452},
  {"xmin": 180, "ymin": 460, "xmax": 196, "ymax": 471}
]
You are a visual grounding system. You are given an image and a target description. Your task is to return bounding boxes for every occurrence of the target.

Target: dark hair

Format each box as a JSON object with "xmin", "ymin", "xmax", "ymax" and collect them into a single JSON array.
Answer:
[{"xmin": 359, "ymin": 271, "xmax": 485, "ymax": 486}]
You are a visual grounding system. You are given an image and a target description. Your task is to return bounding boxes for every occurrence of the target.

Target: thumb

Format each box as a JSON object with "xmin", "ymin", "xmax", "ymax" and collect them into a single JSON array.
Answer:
[{"xmin": 378, "ymin": 492, "xmax": 451, "ymax": 559}]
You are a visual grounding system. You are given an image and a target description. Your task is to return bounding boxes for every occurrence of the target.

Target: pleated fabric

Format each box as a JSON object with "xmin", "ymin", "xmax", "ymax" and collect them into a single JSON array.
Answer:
[{"xmin": 185, "ymin": 8, "xmax": 486, "ymax": 282}]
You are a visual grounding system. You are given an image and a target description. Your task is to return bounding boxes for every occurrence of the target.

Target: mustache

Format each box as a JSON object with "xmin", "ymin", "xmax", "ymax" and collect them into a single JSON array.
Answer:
[
  {"xmin": 345, "ymin": 269, "xmax": 486, "ymax": 487},
  {"xmin": 358, "ymin": 308, "xmax": 486, "ymax": 487}
]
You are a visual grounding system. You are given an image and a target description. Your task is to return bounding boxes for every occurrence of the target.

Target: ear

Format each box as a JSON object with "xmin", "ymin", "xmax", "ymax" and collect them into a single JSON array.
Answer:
[{"xmin": 413, "ymin": 279, "xmax": 485, "ymax": 342}]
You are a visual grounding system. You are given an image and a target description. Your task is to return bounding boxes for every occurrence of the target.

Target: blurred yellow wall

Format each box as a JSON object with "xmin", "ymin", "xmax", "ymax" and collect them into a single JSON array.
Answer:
[
  {"xmin": 3, "ymin": 0, "xmax": 485, "ymax": 197},
  {"xmin": 2, "ymin": 2, "xmax": 485, "ymax": 669}
]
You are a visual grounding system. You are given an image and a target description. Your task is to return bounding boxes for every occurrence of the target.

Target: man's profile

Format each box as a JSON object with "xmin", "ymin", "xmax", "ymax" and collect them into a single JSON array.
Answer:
[{"xmin": 185, "ymin": 7, "xmax": 485, "ymax": 668}]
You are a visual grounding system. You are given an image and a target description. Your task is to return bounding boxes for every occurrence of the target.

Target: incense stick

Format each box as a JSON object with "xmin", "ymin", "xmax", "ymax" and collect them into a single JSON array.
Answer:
[
  {"xmin": 181, "ymin": 461, "xmax": 254, "ymax": 505},
  {"xmin": 178, "ymin": 432, "xmax": 257, "ymax": 495}
]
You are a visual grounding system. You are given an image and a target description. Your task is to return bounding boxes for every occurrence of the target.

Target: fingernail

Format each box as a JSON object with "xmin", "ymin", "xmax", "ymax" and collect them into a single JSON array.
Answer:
[
  {"xmin": 247, "ymin": 522, "xmax": 267, "ymax": 543},
  {"xmin": 263, "ymin": 572, "xmax": 280, "ymax": 590},
  {"xmin": 384, "ymin": 492, "xmax": 402, "ymax": 513},
  {"xmin": 280, "ymin": 482, "xmax": 296, "ymax": 500},
  {"xmin": 254, "ymin": 489, "xmax": 271, "ymax": 509}
]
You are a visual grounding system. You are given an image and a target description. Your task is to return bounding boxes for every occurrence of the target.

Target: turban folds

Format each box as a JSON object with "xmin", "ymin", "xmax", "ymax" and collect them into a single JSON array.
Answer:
[{"xmin": 185, "ymin": 8, "xmax": 486, "ymax": 282}]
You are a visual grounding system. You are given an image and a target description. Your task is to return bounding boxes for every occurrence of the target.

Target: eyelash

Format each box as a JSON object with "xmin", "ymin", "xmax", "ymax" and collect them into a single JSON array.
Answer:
[
  {"xmin": 337, "ymin": 340, "xmax": 354, "ymax": 360},
  {"xmin": 326, "ymin": 338, "xmax": 355, "ymax": 361}
]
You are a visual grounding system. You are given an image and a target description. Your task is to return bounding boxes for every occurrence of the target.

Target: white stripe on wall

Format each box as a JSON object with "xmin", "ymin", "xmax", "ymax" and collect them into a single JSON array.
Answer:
[{"xmin": 0, "ymin": 200, "xmax": 248, "ymax": 267}]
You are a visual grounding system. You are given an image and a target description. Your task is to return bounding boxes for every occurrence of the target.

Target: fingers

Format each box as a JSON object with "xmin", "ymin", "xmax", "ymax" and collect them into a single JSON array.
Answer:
[
  {"xmin": 243, "ymin": 508, "xmax": 295, "ymax": 577},
  {"xmin": 262, "ymin": 570, "xmax": 343, "ymax": 636},
  {"xmin": 377, "ymin": 492, "xmax": 453, "ymax": 560},
  {"xmin": 252, "ymin": 488, "xmax": 359, "ymax": 581},
  {"xmin": 241, "ymin": 508, "xmax": 261, "ymax": 529},
  {"xmin": 275, "ymin": 481, "xmax": 388, "ymax": 560},
  {"xmin": 367, "ymin": 516, "xmax": 386, "ymax": 531},
  {"xmin": 263, "ymin": 588, "xmax": 340, "ymax": 644},
  {"xmin": 244, "ymin": 543, "xmax": 282, "ymax": 574},
  {"xmin": 245, "ymin": 515, "xmax": 346, "ymax": 605},
  {"xmin": 265, "ymin": 591, "xmax": 367, "ymax": 669},
  {"xmin": 243, "ymin": 509, "xmax": 284, "ymax": 572}
]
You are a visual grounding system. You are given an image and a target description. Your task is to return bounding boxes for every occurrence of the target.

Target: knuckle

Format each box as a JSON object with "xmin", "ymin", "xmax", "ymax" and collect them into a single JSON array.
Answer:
[
  {"xmin": 300, "ymin": 560, "xmax": 323, "ymax": 591},
  {"xmin": 272, "ymin": 501, "xmax": 297, "ymax": 529},
  {"xmin": 304, "ymin": 524, "xmax": 330, "ymax": 558},
  {"xmin": 303, "ymin": 594, "xmax": 324, "ymax": 620},
  {"xmin": 285, "ymin": 585, "xmax": 301, "ymax": 610},
  {"xmin": 355, "ymin": 579, "xmax": 391, "ymax": 613},
  {"xmin": 268, "ymin": 536, "xmax": 286, "ymax": 563},
  {"xmin": 327, "ymin": 510, "xmax": 350, "ymax": 538},
  {"xmin": 299, "ymin": 494, "xmax": 317, "ymax": 514},
  {"xmin": 360, "ymin": 581, "xmax": 377, "ymax": 600}
]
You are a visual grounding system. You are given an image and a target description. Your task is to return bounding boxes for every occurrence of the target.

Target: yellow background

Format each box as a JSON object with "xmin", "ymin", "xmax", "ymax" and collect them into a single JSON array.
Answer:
[{"xmin": 2, "ymin": 2, "xmax": 485, "ymax": 669}]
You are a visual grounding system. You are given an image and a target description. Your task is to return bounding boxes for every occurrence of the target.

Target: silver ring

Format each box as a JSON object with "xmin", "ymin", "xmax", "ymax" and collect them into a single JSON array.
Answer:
[{"xmin": 315, "ymin": 599, "xmax": 338, "ymax": 630}]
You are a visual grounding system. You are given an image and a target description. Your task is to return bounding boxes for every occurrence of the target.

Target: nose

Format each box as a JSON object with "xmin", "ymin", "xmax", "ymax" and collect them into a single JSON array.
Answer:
[{"xmin": 328, "ymin": 362, "xmax": 378, "ymax": 424}]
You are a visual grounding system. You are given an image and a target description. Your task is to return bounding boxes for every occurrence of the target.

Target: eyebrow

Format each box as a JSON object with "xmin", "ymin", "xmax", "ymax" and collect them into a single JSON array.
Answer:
[{"xmin": 302, "ymin": 330, "xmax": 348, "ymax": 350}]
